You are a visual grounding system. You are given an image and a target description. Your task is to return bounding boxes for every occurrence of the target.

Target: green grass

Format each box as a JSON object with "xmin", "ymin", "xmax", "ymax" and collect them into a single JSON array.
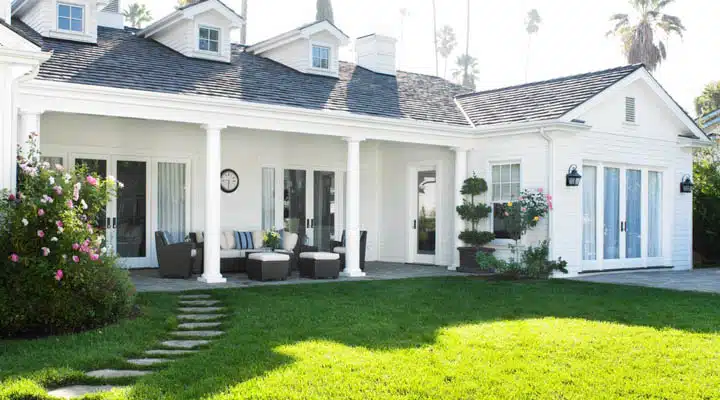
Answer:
[{"xmin": 2, "ymin": 278, "xmax": 720, "ymax": 399}]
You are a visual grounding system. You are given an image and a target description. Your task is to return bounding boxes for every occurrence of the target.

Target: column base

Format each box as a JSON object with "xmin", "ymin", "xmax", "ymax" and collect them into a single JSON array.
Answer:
[
  {"xmin": 197, "ymin": 275, "xmax": 227, "ymax": 284},
  {"xmin": 340, "ymin": 270, "xmax": 367, "ymax": 278},
  {"xmin": 447, "ymin": 265, "xmax": 458, "ymax": 271}
]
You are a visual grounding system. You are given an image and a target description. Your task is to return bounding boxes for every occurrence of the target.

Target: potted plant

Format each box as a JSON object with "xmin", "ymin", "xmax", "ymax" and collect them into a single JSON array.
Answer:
[{"xmin": 456, "ymin": 174, "xmax": 495, "ymax": 272}]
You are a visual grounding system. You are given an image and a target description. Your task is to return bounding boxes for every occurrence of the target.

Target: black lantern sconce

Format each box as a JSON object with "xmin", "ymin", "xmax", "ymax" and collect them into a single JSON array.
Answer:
[
  {"xmin": 566, "ymin": 165, "xmax": 582, "ymax": 187},
  {"xmin": 680, "ymin": 175, "xmax": 694, "ymax": 193}
]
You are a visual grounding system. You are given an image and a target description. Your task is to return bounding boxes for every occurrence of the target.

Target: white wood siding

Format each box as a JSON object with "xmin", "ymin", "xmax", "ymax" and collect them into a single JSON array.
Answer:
[
  {"xmin": 263, "ymin": 38, "xmax": 310, "ymax": 73},
  {"xmin": 152, "ymin": 19, "xmax": 192, "ymax": 56}
]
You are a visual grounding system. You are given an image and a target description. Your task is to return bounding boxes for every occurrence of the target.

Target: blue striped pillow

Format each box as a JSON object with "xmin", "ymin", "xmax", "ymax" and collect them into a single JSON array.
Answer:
[{"xmin": 234, "ymin": 231, "xmax": 254, "ymax": 249}]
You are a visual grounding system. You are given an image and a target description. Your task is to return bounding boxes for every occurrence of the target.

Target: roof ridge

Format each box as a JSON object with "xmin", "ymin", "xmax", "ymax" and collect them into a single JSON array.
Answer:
[{"xmin": 455, "ymin": 64, "xmax": 644, "ymax": 99}]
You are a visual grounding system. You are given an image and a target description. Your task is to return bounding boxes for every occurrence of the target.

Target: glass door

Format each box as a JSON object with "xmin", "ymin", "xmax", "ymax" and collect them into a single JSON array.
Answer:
[
  {"xmin": 313, "ymin": 171, "xmax": 336, "ymax": 251},
  {"xmin": 284, "ymin": 169, "xmax": 308, "ymax": 241},
  {"xmin": 409, "ymin": 167, "xmax": 437, "ymax": 264}
]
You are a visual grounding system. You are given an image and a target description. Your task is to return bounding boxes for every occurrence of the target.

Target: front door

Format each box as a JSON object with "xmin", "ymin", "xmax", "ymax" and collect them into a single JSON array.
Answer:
[
  {"xmin": 409, "ymin": 166, "xmax": 437, "ymax": 264},
  {"xmin": 74, "ymin": 155, "xmax": 151, "ymax": 268}
]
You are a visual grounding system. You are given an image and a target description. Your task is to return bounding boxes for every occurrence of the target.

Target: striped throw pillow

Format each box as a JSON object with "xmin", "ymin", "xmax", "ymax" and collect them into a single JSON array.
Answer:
[{"xmin": 235, "ymin": 231, "xmax": 254, "ymax": 249}]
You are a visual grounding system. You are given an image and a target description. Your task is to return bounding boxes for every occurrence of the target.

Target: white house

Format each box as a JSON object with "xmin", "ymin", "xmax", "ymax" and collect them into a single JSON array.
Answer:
[{"xmin": 0, "ymin": 0, "xmax": 710, "ymax": 283}]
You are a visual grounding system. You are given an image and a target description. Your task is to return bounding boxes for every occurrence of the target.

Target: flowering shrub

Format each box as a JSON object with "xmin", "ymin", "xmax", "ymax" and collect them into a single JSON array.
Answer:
[
  {"xmin": 0, "ymin": 140, "xmax": 135, "ymax": 337},
  {"xmin": 263, "ymin": 229, "xmax": 281, "ymax": 249},
  {"xmin": 496, "ymin": 189, "xmax": 552, "ymax": 241}
]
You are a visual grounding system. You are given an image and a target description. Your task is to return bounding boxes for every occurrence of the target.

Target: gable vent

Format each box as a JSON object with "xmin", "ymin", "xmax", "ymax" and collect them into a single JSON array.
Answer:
[{"xmin": 625, "ymin": 97, "xmax": 636, "ymax": 123}]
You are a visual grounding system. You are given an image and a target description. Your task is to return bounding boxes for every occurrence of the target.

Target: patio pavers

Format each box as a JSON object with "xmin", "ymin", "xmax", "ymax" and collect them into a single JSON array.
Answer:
[
  {"xmin": 126, "ymin": 358, "xmax": 172, "ymax": 366},
  {"xmin": 178, "ymin": 322, "xmax": 222, "ymax": 329},
  {"xmin": 46, "ymin": 385, "xmax": 123, "ymax": 399},
  {"xmin": 178, "ymin": 307, "xmax": 223, "ymax": 313},
  {"xmin": 169, "ymin": 330, "xmax": 224, "ymax": 338},
  {"xmin": 571, "ymin": 268, "xmax": 720, "ymax": 293},
  {"xmin": 86, "ymin": 369, "xmax": 153, "ymax": 378},
  {"xmin": 144, "ymin": 349, "xmax": 198, "ymax": 356},
  {"xmin": 177, "ymin": 314, "xmax": 226, "ymax": 321}
]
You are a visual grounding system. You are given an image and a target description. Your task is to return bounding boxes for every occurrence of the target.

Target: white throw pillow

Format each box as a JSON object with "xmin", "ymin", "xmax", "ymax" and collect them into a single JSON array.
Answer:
[
  {"xmin": 194, "ymin": 231, "xmax": 204, "ymax": 243},
  {"xmin": 252, "ymin": 230, "xmax": 264, "ymax": 249},
  {"xmin": 220, "ymin": 231, "xmax": 235, "ymax": 250},
  {"xmin": 283, "ymin": 232, "xmax": 299, "ymax": 251}
]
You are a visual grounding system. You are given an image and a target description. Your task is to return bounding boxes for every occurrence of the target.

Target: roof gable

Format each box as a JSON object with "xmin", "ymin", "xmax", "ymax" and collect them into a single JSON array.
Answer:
[
  {"xmin": 138, "ymin": 0, "xmax": 243, "ymax": 38},
  {"xmin": 247, "ymin": 20, "xmax": 349, "ymax": 55},
  {"xmin": 0, "ymin": 18, "xmax": 40, "ymax": 51}
]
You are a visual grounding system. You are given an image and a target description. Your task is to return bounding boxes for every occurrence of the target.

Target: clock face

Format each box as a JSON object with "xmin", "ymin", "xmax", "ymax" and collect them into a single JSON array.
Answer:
[{"xmin": 220, "ymin": 169, "xmax": 239, "ymax": 193}]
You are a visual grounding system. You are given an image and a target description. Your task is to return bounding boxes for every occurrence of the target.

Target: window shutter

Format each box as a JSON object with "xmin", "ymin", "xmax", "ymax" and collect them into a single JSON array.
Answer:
[{"xmin": 625, "ymin": 97, "xmax": 636, "ymax": 123}]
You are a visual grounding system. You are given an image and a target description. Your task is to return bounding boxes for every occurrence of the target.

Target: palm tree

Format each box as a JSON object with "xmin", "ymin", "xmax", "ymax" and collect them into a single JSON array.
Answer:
[
  {"xmin": 607, "ymin": 0, "xmax": 686, "ymax": 72},
  {"xmin": 122, "ymin": 2, "xmax": 152, "ymax": 28},
  {"xmin": 436, "ymin": 25, "xmax": 457, "ymax": 79},
  {"xmin": 452, "ymin": 54, "xmax": 479, "ymax": 90},
  {"xmin": 432, "ymin": 0, "xmax": 438, "ymax": 76},
  {"xmin": 462, "ymin": 0, "xmax": 471, "ymax": 88},
  {"xmin": 316, "ymin": 0, "xmax": 334, "ymax": 23},
  {"xmin": 524, "ymin": 9, "xmax": 541, "ymax": 82},
  {"xmin": 176, "ymin": 0, "xmax": 192, "ymax": 8}
]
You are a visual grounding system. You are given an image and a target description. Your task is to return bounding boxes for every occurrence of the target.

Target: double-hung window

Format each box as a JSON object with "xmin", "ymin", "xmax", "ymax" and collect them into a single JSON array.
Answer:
[
  {"xmin": 199, "ymin": 26, "xmax": 220, "ymax": 53},
  {"xmin": 58, "ymin": 3, "xmax": 84, "ymax": 33},
  {"xmin": 312, "ymin": 45, "xmax": 330, "ymax": 69},
  {"xmin": 491, "ymin": 163, "xmax": 521, "ymax": 239}
]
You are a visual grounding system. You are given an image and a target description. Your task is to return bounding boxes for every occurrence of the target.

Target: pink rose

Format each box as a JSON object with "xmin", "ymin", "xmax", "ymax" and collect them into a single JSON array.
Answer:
[
  {"xmin": 546, "ymin": 194, "xmax": 553, "ymax": 201},
  {"xmin": 521, "ymin": 207, "xmax": 527, "ymax": 212},
  {"xmin": 9, "ymin": 253, "xmax": 19, "ymax": 262},
  {"xmin": 37, "ymin": 230, "xmax": 45, "ymax": 238},
  {"xmin": 55, "ymin": 269, "xmax": 63, "ymax": 281},
  {"xmin": 90, "ymin": 253, "xmax": 99, "ymax": 261},
  {"xmin": 67, "ymin": 200, "xmax": 74, "ymax": 208},
  {"xmin": 72, "ymin": 255, "xmax": 80, "ymax": 263},
  {"xmin": 37, "ymin": 209, "xmax": 45, "ymax": 217},
  {"xmin": 538, "ymin": 188, "xmax": 544, "ymax": 193},
  {"xmin": 548, "ymin": 201, "xmax": 553, "ymax": 211},
  {"xmin": 504, "ymin": 212, "xmax": 509, "ymax": 217},
  {"xmin": 54, "ymin": 186, "xmax": 63, "ymax": 195},
  {"xmin": 7, "ymin": 193, "xmax": 15, "ymax": 201},
  {"xmin": 86, "ymin": 176, "xmax": 98, "ymax": 186},
  {"xmin": 56, "ymin": 220, "xmax": 63, "ymax": 228},
  {"xmin": 41, "ymin": 247, "xmax": 50, "ymax": 257},
  {"xmin": 73, "ymin": 183, "xmax": 81, "ymax": 201},
  {"xmin": 72, "ymin": 243, "xmax": 80, "ymax": 251}
]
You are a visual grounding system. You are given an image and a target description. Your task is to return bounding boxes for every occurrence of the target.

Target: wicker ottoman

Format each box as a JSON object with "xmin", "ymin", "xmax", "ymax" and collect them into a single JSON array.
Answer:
[
  {"xmin": 299, "ymin": 252, "xmax": 340, "ymax": 279},
  {"xmin": 247, "ymin": 253, "xmax": 291, "ymax": 281}
]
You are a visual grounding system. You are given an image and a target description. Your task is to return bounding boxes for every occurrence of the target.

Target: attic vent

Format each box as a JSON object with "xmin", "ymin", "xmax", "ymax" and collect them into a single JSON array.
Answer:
[{"xmin": 625, "ymin": 97, "xmax": 636, "ymax": 123}]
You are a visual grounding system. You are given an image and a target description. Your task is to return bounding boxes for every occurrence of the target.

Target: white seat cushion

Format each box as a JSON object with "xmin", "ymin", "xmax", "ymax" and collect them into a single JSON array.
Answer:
[
  {"xmin": 194, "ymin": 231, "xmax": 204, "ymax": 243},
  {"xmin": 220, "ymin": 249, "xmax": 246, "ymax": 259},
  {"xmin": 191, "ymin": 249, "xmax": 198, "ymax": 257},
  {"xmin": 283, "ymin": 232, "xmax": 299, "ymax": 251},
  {"xmin": 252, "ymin": 230, "xmax": 264, "ymax": 249},
  {"xmin": 333, "ymin": 247, "xmax": 346, "ymax": 254},
  {"xmin": 300, "ymin": 252, "xmax": 340, "ymax": 260},
  {"xmin": 249, "ymin": 253, "xmax": 290, "ymax": 262}
]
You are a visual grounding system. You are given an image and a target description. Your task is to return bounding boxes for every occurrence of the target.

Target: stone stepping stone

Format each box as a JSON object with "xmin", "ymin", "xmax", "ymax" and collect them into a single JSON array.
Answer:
[
  {"xmin": 160, "ymin": 340, "xmax": 211, "ymax": 349},
  {"xmin": 145, "ymin": 349, "xmax": 198, "ymax": 356},
  {"xmin": 86, "ymin": 369, "xmax": 152, "ymax": 378},
  {"xmin": 47, "ymin": 385, "xmax": 122, "ymax": 399},
  {"xmin": 178, "ymin": 307, "xmax": 223, "ymax": 313},
  {"xmin": 177, "ymin": 314, "xmax": 225, "ymax": 321},
  {"xmin": 178, "ymin": 322, "xmax": 222, "ymax": 329},
  {"xmin": 126, "ymin": 358, "xmax": 171, "ymax": 366},
  {"xmin": 170, "ymin": 330, "xmax": 224, "ymax": 338},
  {"xmin": 179, "ymin": 300, "xmax": 221, "ymax": 306},
  {"xmin": 179, "ymin": 294, "xmax": 212, "ymax": 299}
]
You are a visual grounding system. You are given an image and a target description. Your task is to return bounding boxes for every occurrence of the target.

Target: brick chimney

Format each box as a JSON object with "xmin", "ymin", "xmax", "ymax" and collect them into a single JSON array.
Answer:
[{"xmin": 355, "ymin": 34, "xmax": 397, "ymax": 76}]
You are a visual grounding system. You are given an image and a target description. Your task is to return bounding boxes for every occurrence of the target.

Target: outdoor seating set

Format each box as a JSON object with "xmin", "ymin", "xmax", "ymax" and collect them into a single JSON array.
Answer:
[{"xmin": 154, "ymin": 229, "xmax": 367, "ymax": 281}]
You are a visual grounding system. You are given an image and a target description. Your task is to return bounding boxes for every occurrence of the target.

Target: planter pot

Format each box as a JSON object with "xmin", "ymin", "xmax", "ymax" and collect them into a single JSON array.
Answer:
[{"xmin": 457, "ymin": 246, "xmax": 496, "ymax": 273}]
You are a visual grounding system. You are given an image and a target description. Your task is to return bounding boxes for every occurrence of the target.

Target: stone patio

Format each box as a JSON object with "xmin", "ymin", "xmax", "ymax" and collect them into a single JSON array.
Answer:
[
  {"xmin": 131, "ymin": 262, "xmax": 466, "ymax": 293},
  {"xmin": 571, "ymin": 268, "xmax": 720, "ymax": 294}
]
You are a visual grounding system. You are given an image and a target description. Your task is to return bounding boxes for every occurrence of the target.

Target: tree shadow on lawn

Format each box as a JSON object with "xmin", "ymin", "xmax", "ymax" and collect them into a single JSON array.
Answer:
[{"xmin": 125, "ymin": 277, "xmax": 720, "ymax": 399}]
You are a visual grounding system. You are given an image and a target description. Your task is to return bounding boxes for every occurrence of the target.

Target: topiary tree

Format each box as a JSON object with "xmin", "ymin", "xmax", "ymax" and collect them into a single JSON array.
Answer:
[{"xmin": 456, "ymin": 174, "xmax": 494, "ymax": 270}]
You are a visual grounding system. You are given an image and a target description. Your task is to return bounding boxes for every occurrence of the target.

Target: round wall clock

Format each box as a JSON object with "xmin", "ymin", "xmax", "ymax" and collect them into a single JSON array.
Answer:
[{"xmin": 220, "ymin": 169, "xmax": 239, "ymax": 193}]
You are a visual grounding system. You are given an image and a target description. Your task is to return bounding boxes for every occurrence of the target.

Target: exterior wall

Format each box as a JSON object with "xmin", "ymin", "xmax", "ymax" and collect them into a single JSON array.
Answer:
[
  {"xmin": 18, "ymin": 0, "xmax": 99, "ymax": 43},
  {"xmin": 152, "ymin": 19, "xmax": 192, "ymax": 57},
  {"xmin": 151, "ymin": 9, "xmax": 233, "ymax": 63},
  {"xmin": 18, "ymin": 0, "xmax": 50, "ymax": 35},
  {"xmin": 262, "ymin": 31, "xmax": 341, "ymax": 77}
]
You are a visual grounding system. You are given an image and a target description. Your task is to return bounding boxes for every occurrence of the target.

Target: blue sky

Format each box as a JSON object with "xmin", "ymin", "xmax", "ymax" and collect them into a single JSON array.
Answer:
[{"xmin": 141, "ymin": 0, "xmax": 718, "ymax": 116}]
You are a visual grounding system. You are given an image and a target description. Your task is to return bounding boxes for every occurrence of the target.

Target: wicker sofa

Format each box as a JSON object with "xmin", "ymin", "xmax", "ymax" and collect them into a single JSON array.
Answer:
[{"xmin": 331, "ymin": 230, "xmax": 368, "ymax": 272}]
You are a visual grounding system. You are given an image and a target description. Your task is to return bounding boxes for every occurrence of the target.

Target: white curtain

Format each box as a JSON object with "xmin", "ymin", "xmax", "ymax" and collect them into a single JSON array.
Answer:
[
  {"xmin": 625, "ymin": 169, "xmax": 642, "ymax": 259},
  {"xmin": 262, "ymin": 167, "xmax": 275, "ymax": 230},
  {"xmin": 604, "ymin": 167, "xmax": 620, "ymax": 259},
  {"xmin": 582, "ymin": 166, "xmax": 597, "ymax": 260},
  {"xmin": 648, "ymin": 171, "xmax": 663, "ymax": 257},
  {"xmin": 158, "ymin": 162, "xmax": 186, "ymax": 243}
]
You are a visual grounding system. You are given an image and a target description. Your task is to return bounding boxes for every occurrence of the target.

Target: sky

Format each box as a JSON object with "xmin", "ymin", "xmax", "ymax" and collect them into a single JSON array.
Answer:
[{"xmin": 139, "ymin": 0, "xmax": 719, "ymax": 117}]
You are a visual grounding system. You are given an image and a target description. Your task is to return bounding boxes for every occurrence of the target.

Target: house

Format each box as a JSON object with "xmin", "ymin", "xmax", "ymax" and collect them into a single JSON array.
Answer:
[
  {"xmin": 700, "ymin": 109, "xmax": 720, "ymax": 138},
  {"xmin": 0, "ymin": 0, "xmax": 710, "ymax": 282}
]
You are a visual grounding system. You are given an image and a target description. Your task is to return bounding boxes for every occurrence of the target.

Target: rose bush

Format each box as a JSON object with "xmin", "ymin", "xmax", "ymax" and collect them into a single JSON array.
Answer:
[{"xmin": 0, "ymin": 140, "xmax": 135, "ymax": 337}]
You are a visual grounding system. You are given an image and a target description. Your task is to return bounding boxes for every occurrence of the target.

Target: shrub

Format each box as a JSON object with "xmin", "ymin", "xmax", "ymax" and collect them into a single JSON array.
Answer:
[
  {"xmin": 456, "ymin": 174, "xmax": 494, "ymax": 247},
  {"xmin": 521, "ymin": 240, "xmax": 568, "ymax": 279},
  {"xmin": 0, "ymin": 139, "xmax": 135, "ymax": 337}
]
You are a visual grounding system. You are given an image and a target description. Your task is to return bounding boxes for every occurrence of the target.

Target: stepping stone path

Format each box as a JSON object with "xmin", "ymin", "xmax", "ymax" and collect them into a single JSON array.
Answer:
[{"xmin": 47, "ymin": 293, "xmax": 228, "ymax": 398}]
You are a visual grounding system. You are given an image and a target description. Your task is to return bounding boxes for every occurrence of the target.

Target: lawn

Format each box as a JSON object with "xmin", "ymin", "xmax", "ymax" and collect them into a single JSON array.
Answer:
[{"xmin": 2, "ymin": 278, "xmax": 720, "ymax": 399}]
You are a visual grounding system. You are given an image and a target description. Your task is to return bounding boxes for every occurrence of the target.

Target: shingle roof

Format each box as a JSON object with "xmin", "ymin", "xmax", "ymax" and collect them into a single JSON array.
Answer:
[
  {"xmin": 102, "ymin": 0, "xmax": 119, "ymax": 13},
  {"xmin": 0, "ymin": 17, "xmax": 41, "ymax": 47},
  {"xmin": 11, "ymin": 19, "xmax": 471, "ymax": 127},
  {"xmin": 455, "ymin": 64, "xmax": 643, "ymax": 126}
]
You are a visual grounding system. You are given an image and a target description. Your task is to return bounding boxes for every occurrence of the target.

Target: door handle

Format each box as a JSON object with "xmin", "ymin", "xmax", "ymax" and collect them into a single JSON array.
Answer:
[
  {"xmin": 112, "ymin": 217, "xmax": 117, "ymax": 229},
  {"xmin": 620, "ymin": 221, "xmax": 625, "ymax": 232},
  {"xmin": 106, "ymin": 217, "xmax": 111, "ymax": 228},
  {"xmin": 311, "ymin": 218, "xmax": 315, "ymax": 228},
  {"xmin": 306, "ymin": 218, "xmax": 310, "ymax": 229},
  {"xmin": 413, "ymin": 220, "xmax": 417, "ymax": 229}
]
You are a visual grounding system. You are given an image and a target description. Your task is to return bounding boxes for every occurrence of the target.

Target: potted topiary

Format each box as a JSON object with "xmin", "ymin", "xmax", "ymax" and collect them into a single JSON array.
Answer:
[{"xmin": 456, "ymin": 174, "xmax": 496, "ymax": 272}]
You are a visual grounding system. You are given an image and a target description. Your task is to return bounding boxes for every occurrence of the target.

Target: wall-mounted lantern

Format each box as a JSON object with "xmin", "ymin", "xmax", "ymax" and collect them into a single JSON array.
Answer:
[
  {"xmin": 680, "ymin": 175, "xmax": 694, "ymax": 193},
  {"xmin": 566, "ymin": 165, "xmax": 582, "ymax": 187}
]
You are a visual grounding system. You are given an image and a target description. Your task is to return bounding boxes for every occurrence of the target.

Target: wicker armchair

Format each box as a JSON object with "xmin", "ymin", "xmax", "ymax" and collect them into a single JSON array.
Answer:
[
  {"xmin": 155, "ymin": 231, "xmax": 198, "ymax": 279},
  {"xmin": 331, "ymin": 230, "xmax": 367, "ymax": 272}
]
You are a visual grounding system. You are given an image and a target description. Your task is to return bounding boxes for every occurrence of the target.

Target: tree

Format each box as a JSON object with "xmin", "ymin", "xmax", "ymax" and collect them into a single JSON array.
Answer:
[
  {"xmin": 695, "ymin": 81, "xmax": 720, "ymax": 117},
  {"xmin": 432, "ymin": 0, "xmax": 438, "ymax": 76},
  {"xmin": 524, "ymin": 9, "xmax": 542, "ymax": 82},
  {"xmin": 436, "ymin": 25, "xmax": 457, "ymax": 79},
  {"xmin": 316, "ymin": 0, "xmax": 334, "ymax": 23},
  {"xmin": 176, "ymin": 0, "xmax": 192, "ymax": 8},
  {"xmin": 607, "ymin": 0, "xmax": 686, "ymax": 72},
  {"xmin": 122, "ymin": 2, "xmax": 152, "ymax": 29},
  {"xmin": 462, "ymin": 0, "xmax": 471, "ymax": 87},
  {"xmin": 452, "ymin": 54, "xmax": 479, "ymax": 90}
]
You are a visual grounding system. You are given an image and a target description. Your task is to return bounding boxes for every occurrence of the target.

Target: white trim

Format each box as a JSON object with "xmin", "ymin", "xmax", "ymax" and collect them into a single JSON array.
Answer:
[
  {"xmin": 0, "ymin": 23, "xmax": 41, "ymax": 52},
  {"xmin": 310, "ymin": 42, "xmax": 332, "ymax": 71},
  {"xmin": 138, "ymin": 0, "xmax": 243, "ymax": 38},
  {"xmin": 406, "ymin": 161, "xmax": 442, "ymax": 265},
  {"xmin": 248, "ymin": 20, "xmax": 349, "ymax": 54},
  {"xmin": 196, "ymin": 24, "xmax": 221, "ymax": 55},
  {"xmin": 486, "ymin": 159, "xmax": 523, "ymax": 247},
  {"xmin": 454, "ymin": 98, "xmax": 476, "ymax": 128}
]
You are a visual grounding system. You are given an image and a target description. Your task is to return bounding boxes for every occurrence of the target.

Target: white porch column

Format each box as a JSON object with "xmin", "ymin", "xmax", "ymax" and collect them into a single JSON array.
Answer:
[
  {"xmin": 198, "ymin": 124, "xmax": 227, "ymax": 284},
  {"xmin": 342, "ymin": 137, "xmax": 366, "ymax": 277},
  {"xmin": 18, "ymin": 109, "xmax": 42, "ymax": 161},
  {"xmin": 451, "ymin": 147, "xmax": 469, "ymax": 270},
  {"xmin": 0, "ymin": 65, "xmax": 13, "ymax": 191}
]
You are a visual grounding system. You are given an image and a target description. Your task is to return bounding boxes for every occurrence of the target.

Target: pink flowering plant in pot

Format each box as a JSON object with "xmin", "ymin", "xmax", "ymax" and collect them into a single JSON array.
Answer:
[{"xmin": 0, "ymin": 137, "xmax": 135, "ymax": 337}]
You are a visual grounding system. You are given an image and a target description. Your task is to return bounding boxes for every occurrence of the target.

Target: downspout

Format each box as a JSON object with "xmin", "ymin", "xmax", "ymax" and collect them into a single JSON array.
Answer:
[{"xmin": 539, "ymin": 127, "xmax": 554, "ymax": 259}]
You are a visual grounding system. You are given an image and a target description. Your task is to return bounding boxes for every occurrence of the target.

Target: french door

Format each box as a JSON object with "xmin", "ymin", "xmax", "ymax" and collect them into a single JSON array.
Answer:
[
  {"xmin": 408, "ymin": 166, "xmax": 438, "ymax": 265},
  {"xmin": 73, "ymin": 155, "xmax": 152, "ymax": 268},
  {"xmin": 582, "ymin": 164, "xmax": 664, "ymax": 270},
  {"xmin": 283, "ymin": 168, "xmax": 341, "ymax": 251}
]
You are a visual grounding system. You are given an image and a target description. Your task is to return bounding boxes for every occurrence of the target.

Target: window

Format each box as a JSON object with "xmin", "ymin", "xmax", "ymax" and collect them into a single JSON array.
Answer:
[
  {"xmin": 625, "ymin": 97, "xmax": 636, "ymax": 123},
  {"xmin": 312, "ymin": 45, "xmax": 330, "ymax": 69},
  {"xmin": 40, "ymin": 156, "xmax": 64, "ymax": 167},
  {"xmin": 199, "ymin": 27, "xmax": 220, "ymax": 53},
  {"xmin": 58, "ymin": 3, "xmax": 84, "ymax": 33},
  {"xmin": 261, "ymin": 167, "xmax": 275, "ymax": 230},
  {"xmin": 491, "ymin": 163, "xmax": 520, "ymax": 239},
  {"xmin": 582, "ymin": 166, "xmax": 597, "ymax": 261}
]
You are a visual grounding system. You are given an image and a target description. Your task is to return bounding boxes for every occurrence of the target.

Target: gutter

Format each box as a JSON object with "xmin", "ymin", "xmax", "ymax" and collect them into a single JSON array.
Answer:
[{"xmin": 538, "ymin": 127, "xmax": 554, "ymax": 259}]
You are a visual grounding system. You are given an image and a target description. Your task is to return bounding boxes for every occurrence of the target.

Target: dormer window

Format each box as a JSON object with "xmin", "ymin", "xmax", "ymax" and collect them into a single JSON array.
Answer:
[
  {"xmin": 312, "ymin": 45, "xmax": 330, "ymax": 69},
  {"xmin": 199, "ymin": 26, "xmax": 220, "ymax": 53},
  {"xmin": 57, "ymin": 3, "xmax": 84, "ymax": 33}
]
